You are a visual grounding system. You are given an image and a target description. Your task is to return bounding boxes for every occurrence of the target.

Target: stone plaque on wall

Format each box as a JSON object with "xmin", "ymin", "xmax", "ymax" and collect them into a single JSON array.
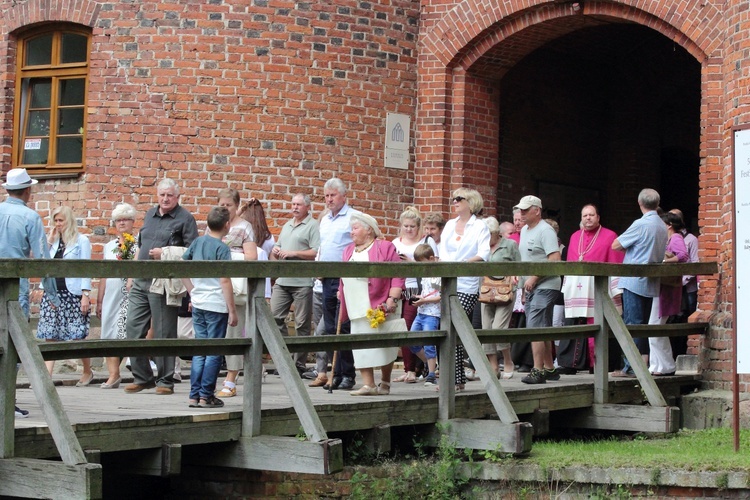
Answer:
[{"xmin": 385, "ymin": 113, "xmax": 410, "ymax": 170}]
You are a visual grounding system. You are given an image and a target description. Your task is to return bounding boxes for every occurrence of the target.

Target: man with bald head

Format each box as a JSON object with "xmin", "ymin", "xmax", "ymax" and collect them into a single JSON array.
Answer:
[{"xmin": 611, "ymin": 188, "xmax": 668, "ymax": 377}]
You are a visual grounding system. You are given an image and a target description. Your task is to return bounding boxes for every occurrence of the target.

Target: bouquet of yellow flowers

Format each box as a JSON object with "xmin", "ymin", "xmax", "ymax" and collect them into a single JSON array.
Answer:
[
  {"xmin": 366, "ymin": 306, "xmax": 388, "ymax": 329},
  {"xmin": 113, "ymin": 232, "xmax": 137, "ymax": 260}
]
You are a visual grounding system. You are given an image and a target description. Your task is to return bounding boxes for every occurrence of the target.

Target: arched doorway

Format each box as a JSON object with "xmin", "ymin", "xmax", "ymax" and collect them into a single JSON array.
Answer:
[{"xmin": 493, "ymin": 22, "xmax": 700, "ymax": 239}]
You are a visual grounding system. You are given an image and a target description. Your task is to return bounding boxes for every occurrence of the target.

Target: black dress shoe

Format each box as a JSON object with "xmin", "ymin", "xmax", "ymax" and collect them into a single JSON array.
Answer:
[
  {"xmin": 323, "ymin": 376, "xmax": 342, "ymax": 390},
  {"xmin": 338, "ymin": 376, "xmax": 355, "ymax": 390},
  {"xmin": 517, "ymin": 365, "xmax": 533, "ymax": 373},
  {"xmin": 556, "ymin": 366, "xmax": 578, "ymax": 375}
]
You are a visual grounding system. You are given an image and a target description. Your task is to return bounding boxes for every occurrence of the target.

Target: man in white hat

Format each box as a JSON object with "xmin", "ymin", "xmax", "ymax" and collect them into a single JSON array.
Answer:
[
  {"xmin": 0, "ymin": 168, "xmax": 61, "ymax": 418},
  {"xmin": 514, "ymin": 195, "xmax": 562, "ymax": 384}
]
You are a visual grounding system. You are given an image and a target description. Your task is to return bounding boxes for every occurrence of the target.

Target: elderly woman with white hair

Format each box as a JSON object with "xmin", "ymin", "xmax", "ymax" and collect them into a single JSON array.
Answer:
[
  {"xmin": 480, "ymin": 216, "xmax": 521, "ymax": 379},
  {"xmin": 96, "ymin": 203, "xmax": 138, "ymax": 389},
  {"xmin": 339, "ymin": 213, "xmax": 405, "ymax": 396}
]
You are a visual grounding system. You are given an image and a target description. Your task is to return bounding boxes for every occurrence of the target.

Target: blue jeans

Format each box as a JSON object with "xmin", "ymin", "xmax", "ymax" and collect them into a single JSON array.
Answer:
[
  {"xmin": 621, "ymin": 289, "xmax": 653, "ymax": 372},
  {"xmin": 190, "ymin": 307, "xmax": 229, "ymax": 400},
  {"xmin": 409, "ymin": 313, "xmax": 439, "ymax": 359}
]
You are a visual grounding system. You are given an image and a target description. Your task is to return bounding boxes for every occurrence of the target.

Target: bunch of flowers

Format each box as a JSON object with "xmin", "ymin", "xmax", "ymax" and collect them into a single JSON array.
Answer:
[
  {"xmin": 113, "ymin": 232, "xmax": 137, "ymax": 260},
  {"xmin": 366, "ymin": 305, "xmax": 388, "ymax": 329}
]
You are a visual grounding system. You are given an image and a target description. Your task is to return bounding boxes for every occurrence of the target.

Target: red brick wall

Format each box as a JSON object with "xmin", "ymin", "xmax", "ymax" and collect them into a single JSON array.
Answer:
[{"xmin": 0, "ymin": 0, "xmax": 420, "ymax": 254}]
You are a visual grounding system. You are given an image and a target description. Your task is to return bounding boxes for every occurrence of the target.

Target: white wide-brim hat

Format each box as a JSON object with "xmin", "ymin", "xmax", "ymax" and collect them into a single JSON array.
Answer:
[
  {"xmin": 2, "ymin": 168, "xmax": 38, "ymax": 190},
  {"xmin": 350, "ymin": 212, "xmax": 383, "ymax": 238}
]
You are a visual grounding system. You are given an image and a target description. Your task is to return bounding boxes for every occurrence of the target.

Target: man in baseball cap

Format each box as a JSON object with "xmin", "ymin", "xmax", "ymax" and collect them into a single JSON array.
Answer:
[
  {"xmin": 513, "ymin": 195, "xmax": 543, "ymax": 211},
  {"xmin": 514, "ymin": 194, "xmax": 562, "ymax": 384},
  {"xmin": 1, "ymin": 168, "xmax": 60, "ymax": 418}
]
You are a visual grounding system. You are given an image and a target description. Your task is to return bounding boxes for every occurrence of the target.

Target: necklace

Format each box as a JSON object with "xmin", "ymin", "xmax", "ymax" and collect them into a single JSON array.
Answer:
[
  {"xmin": 355, "ymin": 240, "xmax": 374, "ymax": 253},
  {"xmin": 577, "ymin": 225, "xmax": 601, "ymax": 261}
]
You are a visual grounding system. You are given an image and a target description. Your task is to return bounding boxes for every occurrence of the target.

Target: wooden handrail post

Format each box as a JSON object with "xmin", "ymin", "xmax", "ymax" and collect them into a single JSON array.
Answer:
[
  {"xmin": 438, "ymin": 277, "xmax": 457, "ymax": 421},
  {"xmin": 243, "ymin": 278, "xmax": 266, "ymax": 437},
  {"xmin": 593, "ymin": 276, "xmax": 610, "ymax": 404},
  {"xmin": 9, "ymin": 303, "xmax": 87, "ymax": 465},
  {"xmin": 0, "ymin": 278, "xmax": 20, "ymax": 459}
]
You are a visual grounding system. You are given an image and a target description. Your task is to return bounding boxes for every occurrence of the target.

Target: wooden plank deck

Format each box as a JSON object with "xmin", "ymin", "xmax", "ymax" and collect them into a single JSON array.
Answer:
[{"xmin": 12, "ymin": 369, "xmax": 701, "ymax": 460}]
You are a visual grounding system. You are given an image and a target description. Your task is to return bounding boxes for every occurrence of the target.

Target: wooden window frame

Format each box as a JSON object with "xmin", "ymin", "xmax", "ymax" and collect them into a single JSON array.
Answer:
[{"xmin": 12, "ymin": 25, "xmax": 91, "ymax": 177}]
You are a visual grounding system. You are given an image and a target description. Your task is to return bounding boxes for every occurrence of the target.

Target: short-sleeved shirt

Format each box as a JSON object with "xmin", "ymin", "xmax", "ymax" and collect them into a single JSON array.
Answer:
[
  {"xmin": 182, "ymin": 235, "xmax": 232, "ymax": 313},
  {"xmin": 137, "ymin": 204, "xmax": 198, "ymax": 260},
  {"xmin": 222, "ymin": 219, "xmax": 254, "ymax": 254},
  {"xmin": 0, "ymin": 197, "xmax": 59, "ymax": 305},
  {"xmin": 318, "ymin": 204, "xmax": 360, "ymax": 262},
  {"xmin": 417, "ymin": 276, "xmax": 441, "ymax": 318},
  {"xmin": 274, "ymin": 214, "xmax": 320, "ymax": 287},
  {"xmin": 490, "ymin": 238, "xmax": 522, "ymax": 264},
  {"xmin": 519, "ymin": 220, "xmax": 561, "ymax": 290},
  {"xmin": 617, "ymin": 210, "xmax": 668, "ymax": 297}
]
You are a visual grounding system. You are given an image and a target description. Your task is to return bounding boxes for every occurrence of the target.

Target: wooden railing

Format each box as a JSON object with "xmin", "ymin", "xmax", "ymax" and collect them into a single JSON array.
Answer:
[{"xmin": 0, "ymin": 259, "xmax": 718, "ymax": 499}]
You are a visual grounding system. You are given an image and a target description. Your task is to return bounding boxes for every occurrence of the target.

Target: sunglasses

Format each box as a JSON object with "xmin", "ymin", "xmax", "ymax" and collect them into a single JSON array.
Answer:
[{"xmin": 452, "ymin": 196, "xmax": 466, "ymax": 203}]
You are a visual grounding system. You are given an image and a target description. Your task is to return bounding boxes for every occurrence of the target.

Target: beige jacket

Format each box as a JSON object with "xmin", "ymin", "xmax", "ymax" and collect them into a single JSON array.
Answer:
[{"xmin": 149, "ymin": 246, "xmax": 188, "ymax": 306}]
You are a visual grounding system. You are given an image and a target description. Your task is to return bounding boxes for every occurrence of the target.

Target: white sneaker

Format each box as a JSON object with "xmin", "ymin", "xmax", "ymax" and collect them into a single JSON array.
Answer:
[{"xmin": 15, "ymin": 406, "xmax": 29, "ymax": 418}]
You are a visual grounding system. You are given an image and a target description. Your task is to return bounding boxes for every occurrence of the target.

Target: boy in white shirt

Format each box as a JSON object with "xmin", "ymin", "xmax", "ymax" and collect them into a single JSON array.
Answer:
[
  {"xmin": 182, "ymin": 206, "xmax": 238, "ymax": 408},
  {"xmin": 408, "ymin": 244, "xmax": 441, "ymax": 386}
]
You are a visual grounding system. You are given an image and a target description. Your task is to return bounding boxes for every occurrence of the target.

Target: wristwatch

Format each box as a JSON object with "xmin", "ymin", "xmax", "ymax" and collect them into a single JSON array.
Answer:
[
  {"xmin": 388, "ymin": 296, "xmax": 400, "ymax": 302},
  {"xmin": 82, "ymin": 291, "xmax": 90, "ymax": 297}
]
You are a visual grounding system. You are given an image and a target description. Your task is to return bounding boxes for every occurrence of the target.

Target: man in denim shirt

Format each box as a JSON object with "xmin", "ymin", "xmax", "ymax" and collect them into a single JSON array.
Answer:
[
  {"xmin": 124, "ymin": 178, "xmax": 198, "ymax": 395},
  {"xmin": 0, "ymin": 168, "xmax": 60, "ymax": 418}
]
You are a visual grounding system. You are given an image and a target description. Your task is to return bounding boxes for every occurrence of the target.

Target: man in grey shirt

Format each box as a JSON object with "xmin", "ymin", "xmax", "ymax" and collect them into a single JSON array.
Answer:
[
  {"xmin": 514, "ymin": 195, "xmax": 562, "ymax": 385},
  {"xmin": 270, "ymin": 194, "xmax": 320, "ymax": 377}
]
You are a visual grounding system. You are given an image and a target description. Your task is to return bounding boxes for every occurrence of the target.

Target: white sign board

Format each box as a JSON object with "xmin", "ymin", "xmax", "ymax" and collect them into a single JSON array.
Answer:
[
  {"xmin": 24, "ymin": 138, "xmax": 41, "ymax": 150},
  {"xmin": 385, "ymin": 113, "xmax": 410, "ymax": 170},
  {"xmin": 733, "ymin": 128, "xmax": 750, "ymax": 373}
]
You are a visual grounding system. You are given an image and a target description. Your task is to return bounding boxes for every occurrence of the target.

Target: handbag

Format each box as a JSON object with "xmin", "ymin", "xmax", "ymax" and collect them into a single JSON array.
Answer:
[
  {"xmin": 230, "ymin": 252, "xmax": 248, "ymax": 305},
  {"xmin": 479, "ymin": 275, "xmax": 513, "ymax": 305},
  {"xmin": 661, "ymin": 251, "xmax": 682, "ymax": 287}
]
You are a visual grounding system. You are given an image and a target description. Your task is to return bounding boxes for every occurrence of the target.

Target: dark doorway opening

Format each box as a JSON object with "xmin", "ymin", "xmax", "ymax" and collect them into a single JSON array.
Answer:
[{"xmin": 491, "ymin": 21, "xmax": 700, "ymax": 241}]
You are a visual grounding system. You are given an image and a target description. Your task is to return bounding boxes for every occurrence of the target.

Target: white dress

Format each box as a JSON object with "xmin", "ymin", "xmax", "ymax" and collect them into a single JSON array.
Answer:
[
  {"xmin": 100, "ymin": 239, "xmax": 131, "ymax": 340},
  {"xmin": 342, "ymin": 246, "xmax": 402, "ymax": 369}
]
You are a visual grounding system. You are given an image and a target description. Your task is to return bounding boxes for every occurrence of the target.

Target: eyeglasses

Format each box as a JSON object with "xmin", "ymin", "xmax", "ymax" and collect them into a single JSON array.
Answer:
[{"xmin": 452, "ymin": 196, "xmax": 466, "ymax": 203}]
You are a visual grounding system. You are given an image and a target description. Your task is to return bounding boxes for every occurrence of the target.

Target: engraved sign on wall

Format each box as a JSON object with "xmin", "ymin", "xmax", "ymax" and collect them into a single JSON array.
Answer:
[{"xmin": 385, "ymin": 113, "xmax": 410, "ymax": 170}]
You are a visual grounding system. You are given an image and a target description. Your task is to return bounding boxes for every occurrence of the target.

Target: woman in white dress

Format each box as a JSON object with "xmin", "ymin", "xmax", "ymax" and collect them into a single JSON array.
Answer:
[
  {"xmin": 340, "ymin": 213, "xmax": 404, "ymax": 396},
  {"xmin": 97, "ymin": 204, "xmax": 138, "ymax": 388}
]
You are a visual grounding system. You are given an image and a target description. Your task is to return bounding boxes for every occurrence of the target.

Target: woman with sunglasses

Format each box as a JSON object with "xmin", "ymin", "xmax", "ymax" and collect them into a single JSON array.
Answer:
[{"xmin": 437, "ymin": 188, "xmax": 491, "ymax": 390}]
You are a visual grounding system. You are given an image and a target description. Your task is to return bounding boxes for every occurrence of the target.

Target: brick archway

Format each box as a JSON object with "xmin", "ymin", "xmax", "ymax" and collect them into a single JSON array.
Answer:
[
  {"xmin": 3, "ymin": 0, "xmax": 102, "ymax": 32},
  {"xmin": 414, "ymin": 0, "xmax": 727, "ymax": 385},
  {"xmin": 415, "ymin": 0, "xmax": 722, "ymax": 215}
]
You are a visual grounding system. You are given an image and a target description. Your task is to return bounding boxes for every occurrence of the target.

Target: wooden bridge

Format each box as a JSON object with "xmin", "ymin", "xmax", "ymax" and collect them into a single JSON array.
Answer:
[{"xmin": 0, "ymin": 259, "xmax": 716, "ymax": 499}]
